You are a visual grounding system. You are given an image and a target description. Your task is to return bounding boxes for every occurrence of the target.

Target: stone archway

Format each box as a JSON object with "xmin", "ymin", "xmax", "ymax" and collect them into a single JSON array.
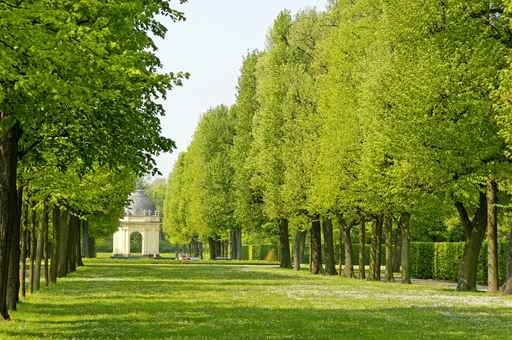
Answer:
[
  {"xmin": 130, "ymin": 231, "xmax": 143, "ymax": 255},
  {"xmin": 112, "ymin": 190, "xmax": 161, "ymax": 257}
]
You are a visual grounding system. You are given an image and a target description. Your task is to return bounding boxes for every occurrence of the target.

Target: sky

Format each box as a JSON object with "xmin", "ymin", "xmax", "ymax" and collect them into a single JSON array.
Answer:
[{"xmin": 153, "ymin": 0, "xmax": 329, "ymax": 178}]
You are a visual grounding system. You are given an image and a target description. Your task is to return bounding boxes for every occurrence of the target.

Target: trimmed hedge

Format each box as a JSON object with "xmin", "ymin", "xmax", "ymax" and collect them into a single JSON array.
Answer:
[
  {"xmin": 410, "ymin": 242, "xmax": 435, "ymax": 279},
  {"xmin": 410, "ymin": 241, "xmax": 509, "ymax": 284}
]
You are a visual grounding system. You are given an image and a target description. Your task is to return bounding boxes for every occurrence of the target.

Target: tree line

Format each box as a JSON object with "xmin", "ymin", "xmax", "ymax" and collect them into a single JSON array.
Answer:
[
  {"xmin": 164, "ymin": 0, "xmax": 512, "ymax": 294},
  {"xmin": 0, "ymin": 0, "xmax": 187, "ymax": 320}
]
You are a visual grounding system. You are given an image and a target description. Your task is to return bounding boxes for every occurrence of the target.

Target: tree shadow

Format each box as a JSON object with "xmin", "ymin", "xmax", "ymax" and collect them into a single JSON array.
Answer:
[
  {"xmin": 2, "ymin": 264, "xmax": 511, "ymax": 339},
  {"xmin": 4, "ymin": 302, "xmax": 512, "ymax": 339}
]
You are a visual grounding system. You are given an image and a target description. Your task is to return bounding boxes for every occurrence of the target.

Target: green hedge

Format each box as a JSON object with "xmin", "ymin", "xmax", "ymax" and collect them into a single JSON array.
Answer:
[
  {"xmin": 409, "ymin": 241, "xmax": 509, "ymax": 284},
  {"xmin": 410, "ymin": 242, "xmax": 435, "ymax": 279}
]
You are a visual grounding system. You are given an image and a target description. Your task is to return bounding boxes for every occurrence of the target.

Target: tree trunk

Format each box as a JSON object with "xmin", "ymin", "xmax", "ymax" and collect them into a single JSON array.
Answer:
[
  {"xmin": 50, "ymin": 208, "xmax": 59, "ymax": 283},
  {"xmin": 322, "ymin": 217, "xmax": 337, "ymax": 275},
  {"xmin": 20, "ymin": 229, "xmax": 27, "ymax": 298},
  {"xmin": 67, "ymin": 216, "xmax": 77, "ymax": 273},
  {"xmin": 393, "ymin": 224, "xmax": 402, "ymax": 273},
  {"xmin": 487, "ymin": 179, "xmax": 498, "ymax": 293},
  {"xmin": 57, "ymin": 209, "xmax": 70, "ymax": 277},
  {"xmin": 300, "ymin": 234, "xmax": 305, "ymax": 264},
  {"xmin": 82, "ymin": 221, "xmax": 90, "ymax": 258},
  {"xmin": 400, "ymin": 212, "xmax": 411, "ymax": 284},
  {"xmin": 278, "ymin": 219, "xmax": 292, "ymax": 268},
  {"xmin": 339, "ymin": 217, "xmax": 353, "ymax": 278},
  {"xmin": 29, "ymin": 208, "xmax": 37, "ymax": 294},
  {"xmin": 77, "ymin": 220, "xmax": 83, "ymax": 267},
  {"xmin": 456, "ymin": 193, "xmax": 487, "ymax": 291},
  {"xmin": 34, "ymin": 204, "xmax": 47, "ymax": 291},
  {"xmin": 504, "ymin": 227, "xmax": 512, "ymax": 294},
  {"xmin": 369, "ymin": 217, "xmax": 382, "ymax": 281},
  {"xmin": 310, "ymin": 216, "xmax": 322, "ymax": 274},
  {"xmin": 0, "ymin": 117, "xmax": 20, "ymax": 320},
  {"xmin": 236, "ymin": 229, "xmax": 242, "ymax": 260},
  {"xmin": 43, "ymin": 204, "xmax": 49, "ymax": 288},
  {"xmin": 308, "ymin": 231, "xmax": 312, "ymax": 272},
  {"xmin": 208, "ymin": 237, "xmax": 216, "ymax": 260},
  {"xmin": 384, "ymin": 216, "xmax": 394, "ymax": 282},
  {"xmin": 6, "ymin": 188, "xmax": 22, "ymax": 310},
  {"xmin": 293, "ymin": 230, "xmax": 305, "ymax": 271},
  {"xmin": 359, "ymin": 220, "xmax": 366, "ymax": 280},
  {"xmin": 230, "ymin": 230, "xmax": 235, "ymax": 259},
  {"xmin": 230, "ymin": 229, "xmax": 242, "ymax": 260},
  {"xmin": 338, "ymin": 220, "xmax": 343, "ymax": 277}
]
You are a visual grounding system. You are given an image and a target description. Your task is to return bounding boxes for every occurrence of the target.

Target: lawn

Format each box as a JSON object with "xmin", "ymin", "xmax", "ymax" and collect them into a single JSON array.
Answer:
[{"xmin": 1, "ymin": 259, "xmax": 511, "ymax": 339}]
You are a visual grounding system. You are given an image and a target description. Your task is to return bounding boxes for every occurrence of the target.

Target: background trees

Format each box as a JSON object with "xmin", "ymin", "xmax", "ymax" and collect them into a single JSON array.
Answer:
[{"xmin": 165, "ymin": 0, "xmax": 512, "ymax": 293}]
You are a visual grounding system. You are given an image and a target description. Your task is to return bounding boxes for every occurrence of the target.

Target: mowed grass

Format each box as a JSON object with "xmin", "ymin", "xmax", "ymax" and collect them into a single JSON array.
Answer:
[{"xmin": 1, "ymin": 259, "xmax": 512, "ymax": 339}]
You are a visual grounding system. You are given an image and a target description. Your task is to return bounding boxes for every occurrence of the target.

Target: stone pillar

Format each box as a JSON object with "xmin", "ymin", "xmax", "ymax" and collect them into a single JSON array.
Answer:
[
  {"xmin": 142, "ymin": 229, "xmax": 147, "ymax": 255},
  {"xmin": 124, "ymin": 229, "xmax": 130, "ymax": 256}
]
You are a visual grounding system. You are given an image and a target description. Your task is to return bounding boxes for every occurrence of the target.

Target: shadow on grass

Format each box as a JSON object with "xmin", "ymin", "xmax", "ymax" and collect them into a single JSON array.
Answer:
[
  {"xmin": 2, "ymin": 264, "xmax": 511, "ymax": 339},
  {"xmin": 6, "ymin": 301, "xmax": 512, "ymax": 339}
]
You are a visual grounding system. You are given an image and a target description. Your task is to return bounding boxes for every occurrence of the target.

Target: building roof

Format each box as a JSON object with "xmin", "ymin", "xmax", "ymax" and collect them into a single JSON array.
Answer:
[{"xmin": 125, "ymin": 190, "xmax": 156, "ymax": 217}]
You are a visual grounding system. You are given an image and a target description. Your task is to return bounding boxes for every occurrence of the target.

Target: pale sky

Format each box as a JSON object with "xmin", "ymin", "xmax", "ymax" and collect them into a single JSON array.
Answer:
[{"xmin": 154, "ymin": 0, "xmax": 328, "ymax": 177}]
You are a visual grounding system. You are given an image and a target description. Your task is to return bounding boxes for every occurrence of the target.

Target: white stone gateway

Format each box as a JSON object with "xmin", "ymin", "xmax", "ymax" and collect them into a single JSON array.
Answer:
[{"xmin": 112, "ymin": 190, "xmax": 161, "ymax": 257}]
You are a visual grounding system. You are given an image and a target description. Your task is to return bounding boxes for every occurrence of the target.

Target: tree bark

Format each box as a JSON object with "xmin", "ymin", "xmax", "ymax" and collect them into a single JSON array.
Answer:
[
  {"xmin": 67, "ymin": 215, "xmax": 78, "ymax": 273},
  {"xmin": 0, "ymin": 117, "xmax": 20, "ymax": 320},
  {"xmin": 6, "ymin": 188, "xmax": 22, "ymax": 310},
  {"xmin": 369, "ymin": 217, "xmax": 382, "ymax": 281},
  {"xmin": 300, "ymin": 234, "xmax": 305, "ymax": 264},
  {"xmin": 77, "ymin": 220, "xmax": 83, "ymax": 267},
  {"xmin": 57, "ymin": 209, "xmax": 70, "ymax": 277},
  {"xmin": 384, "ymin": 216, "xmax": 394, "ymax": 282},
  {"xmin": 29, "ymin": 207, "xmax": 37, "ymax": 294},
  {"xmin": 34, "ymin": 204, "xmax": 47, "ymax": 291},
  {"xmin": 322, "ymin": 217, "xmax": 337, "ymax": 275},
  {"xmin": 393, "ymin": 224, "xmax": 402, "ymax": 273},
  {"xmin": 20, "ymin": 228, "xmax": 27, "ymax": 298},
  {"xmin": 310, "ymin": 216, "xmax": 322, "ymax": 274},
  {"xmin": 82, "ymin": 221, "xmax": 90, "ymax": 258},
  {"xmin": 487, "ymin": 179, "xmax": 498, "ymax": 293},
  {"xmin": 400, "ymin": 212, "xmax": 411, "ymax": 284},
  {"xmin": 208, "ymin": 237, "xmax": 216, "ymax": 260},
  {"xmin": 278, "ymin": 219, "xmax": 292, "ymax": 268},
  {"xmin": 229, "ymin": 228, "xmax": 242, "ymax": 260},
  {"xmin": 338, "ymin": 221, "xmax": 343, "ymax": 277},
  {"xmin": 504, "ymin": 227, "xmax": 512, "ymax": 294},
  {"xmin": 50, "ymin": 208, "xmax": 59, "ymax": 283},
  {"xmin": 340, "ymin": 219, "xmax": 353, "ymax": 278},
  {"xmin": 359, "ymin": 220, "xmax": 366, "ymax": 280},
  {"xmin": 43, "ymin": 203, "xmax": 49, "ymax": 288},
  {"xmin": 293, "ymin": 230, "xmax": 305, "ymax": 271},
  {"xmin": 456, "ymin": 193, "xmax": 487, "ymax": 291}
]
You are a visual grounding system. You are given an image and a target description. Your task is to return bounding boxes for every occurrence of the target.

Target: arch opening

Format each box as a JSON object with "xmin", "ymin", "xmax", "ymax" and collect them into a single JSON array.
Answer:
[{"xmin": 130, "ymin": 231, "xmax": 143, "ymax": 255}]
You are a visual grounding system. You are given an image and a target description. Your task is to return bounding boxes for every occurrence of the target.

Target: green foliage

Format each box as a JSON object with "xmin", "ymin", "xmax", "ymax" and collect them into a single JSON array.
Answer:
[
  {"xmin": 433, "ymin": 243, "xmax": 465, "ymax": 281},
  {"xmin": 410, "ymin": 243, "xmax": 436, "ymax": 279},
  {"xmin": 145, "ymin": 177, "xmax": 167, "ymax": 216},
  {"xmin": 0, "ymin": 0, "xmax": 188, "ymax": 253},
  {"xmin": 409, "ymin": 241, "xmax": 510, "ymax": 284},
  {"xmin": 164, "ymin": 106, "xmax": 236, "ymax": 243}
]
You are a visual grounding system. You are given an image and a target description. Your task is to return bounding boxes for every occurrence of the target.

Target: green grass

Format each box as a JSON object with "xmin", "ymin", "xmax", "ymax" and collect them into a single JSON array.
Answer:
[{"xmin": 1, "ymin": 259, "xmax": 511, "ymax": 339}]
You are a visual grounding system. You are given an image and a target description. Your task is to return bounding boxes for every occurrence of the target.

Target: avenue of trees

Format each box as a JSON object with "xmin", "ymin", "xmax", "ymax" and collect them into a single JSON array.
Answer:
[
  {"xmin": 0, "ymin": 0, "xmax": 187, "ymax": 320},
  {"xmin": 165, "ymin": 0, "xmax": 512, "ymax": 293}
]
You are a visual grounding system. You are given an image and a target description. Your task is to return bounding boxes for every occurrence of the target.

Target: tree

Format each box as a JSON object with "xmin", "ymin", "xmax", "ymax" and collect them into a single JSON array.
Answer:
[{"xmin": 0, "ymin": 0, "xmax": 187, "ymax": 318}]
